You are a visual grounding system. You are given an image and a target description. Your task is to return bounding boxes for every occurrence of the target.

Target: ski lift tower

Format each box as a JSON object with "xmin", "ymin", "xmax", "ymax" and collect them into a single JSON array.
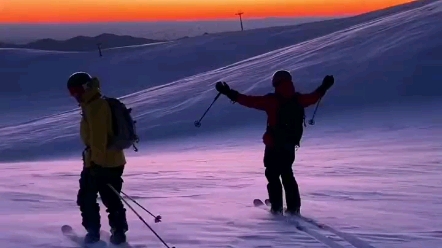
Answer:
[
  {"xmin": 97, "ymin": 43, "xmax": 103, "ymax": 57},
  {"xmin": 235, "ymin": 11, "xmax": 244, "ymax": 31}
]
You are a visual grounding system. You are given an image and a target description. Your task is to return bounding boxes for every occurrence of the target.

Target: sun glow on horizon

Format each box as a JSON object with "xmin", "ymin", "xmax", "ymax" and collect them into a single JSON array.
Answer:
[{"xmin": 1, "ymin": 0, "xmax": 414, "ymax": 23}]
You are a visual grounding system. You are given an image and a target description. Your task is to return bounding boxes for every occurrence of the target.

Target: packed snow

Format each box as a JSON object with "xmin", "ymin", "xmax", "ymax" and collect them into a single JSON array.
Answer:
[{"xmin": 0, "ymin": 0, "xmax": 442, "ymax": 247}]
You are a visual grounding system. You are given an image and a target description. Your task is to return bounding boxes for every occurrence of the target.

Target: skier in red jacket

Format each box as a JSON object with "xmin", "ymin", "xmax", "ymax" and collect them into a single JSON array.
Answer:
[{"xmin": 215, "ymin": 70, "xmax": 334, "ymax": 214}]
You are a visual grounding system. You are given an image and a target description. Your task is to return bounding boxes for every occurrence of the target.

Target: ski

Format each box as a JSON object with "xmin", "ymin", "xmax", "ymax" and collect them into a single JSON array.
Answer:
[
  {"xmin": 259, "ymin": 199, "xmax": 376, "ymax": 248},
  {"xmin": 254, "ymin": 199, "xmax": 345, "ymax": 248},
  {"xmin": 61, "ymin": 225, "xmax": 107, "ymax": 248},
  {"xmin": 61, "ymin": 225, "xmax": 84, "ymax": 247}
]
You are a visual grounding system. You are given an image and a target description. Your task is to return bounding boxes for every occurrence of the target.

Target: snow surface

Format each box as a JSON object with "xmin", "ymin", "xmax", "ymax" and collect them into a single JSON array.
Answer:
[{"xmin": 0, "ymin": 0, "xmax": 442, "ymax": 247}]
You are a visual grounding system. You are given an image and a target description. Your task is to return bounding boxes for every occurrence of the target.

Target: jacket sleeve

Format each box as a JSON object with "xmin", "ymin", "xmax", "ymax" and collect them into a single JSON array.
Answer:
[
  {"xmin": 87, "ymin": 101, "xmax": 110, "ymax": 165},
  {"xmin": 298, "ymin": 83, "xmax": 330, "ymax": 107},
  {"xmin": 236, "ymin": 93, "xmax": 274, "ymax": 111},
  {"xmin": 80, "ymin": 116, "xmax": 89, "ymax": 146},
  {"xmin": 297, "ymin": 91, "xmax": 322, "ymax": 107}
]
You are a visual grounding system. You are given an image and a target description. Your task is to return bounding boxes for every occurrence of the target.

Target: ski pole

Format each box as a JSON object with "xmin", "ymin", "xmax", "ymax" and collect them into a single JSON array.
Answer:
[
  {"xmin": 194, "ymin": 92, "xmax": 221, "ymax": 127},
  {"xmin": 108, "ymin": 184, "xmax": 175, "ymax": 248},
  {"xmin": 120, "ymin": 190, "xmax": 162, "ymax": 223},
  {"xmin": 308, "ymin": 97, "xmax": 322, "ymax": 125}
]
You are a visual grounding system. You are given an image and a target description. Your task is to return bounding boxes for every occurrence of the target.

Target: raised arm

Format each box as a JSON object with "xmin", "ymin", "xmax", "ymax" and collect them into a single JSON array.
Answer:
[
  {"xmin": 298, "ymin": 91, "xmax": 323, "ymax": 108},
  {"xmin": 235, "ymin": 93, "xmax": 274, "ymax": 111},
  {"xmin": 215, "ymin": 81, "xmax": 275, "ymax": 111},
  {"xmin": 298, "ymin": 75, "xmax": 335, "ymax": 108}
]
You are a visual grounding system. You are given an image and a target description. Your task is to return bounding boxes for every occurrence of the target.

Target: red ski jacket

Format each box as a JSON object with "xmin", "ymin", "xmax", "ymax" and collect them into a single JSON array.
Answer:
[{"xmin": 235, "ymin": 81, "xmax": 324, "ymax": 146}]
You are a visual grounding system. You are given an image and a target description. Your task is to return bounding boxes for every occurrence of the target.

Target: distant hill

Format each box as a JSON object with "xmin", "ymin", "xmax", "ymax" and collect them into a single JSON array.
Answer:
[{"xmin": 0, "ymin": 33, "xmax": 164, "ymax": 51}]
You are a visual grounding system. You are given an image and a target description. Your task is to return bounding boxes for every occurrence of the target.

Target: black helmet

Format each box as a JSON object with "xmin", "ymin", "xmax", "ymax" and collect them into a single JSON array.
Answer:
[
  {"xmin": 67, "ymin": 72, "xmax": 92, "ymax": 89},
  {"xmin": 272, "ymin": 70, "xmax": 292, "ymax": 87}
]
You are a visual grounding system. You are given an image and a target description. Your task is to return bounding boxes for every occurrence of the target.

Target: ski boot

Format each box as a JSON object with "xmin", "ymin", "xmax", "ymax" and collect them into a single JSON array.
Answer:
[
  {"xmin": 285, "ymin": 207, "xmax": 300, "ymax": 216},
  {"xmin": 270, "ymin": 206, "xmax": 284, "ymax": 215},
  {"xmin": 110, "ymin": 229, "xmax": 127, "ymax": 245},
  {"xmin": 84, "ymin": 229, "xmax": 100, "ymax": 244}
]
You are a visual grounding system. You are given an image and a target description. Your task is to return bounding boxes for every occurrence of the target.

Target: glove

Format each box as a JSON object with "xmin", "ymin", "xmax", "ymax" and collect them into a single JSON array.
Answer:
[
  {"xmin": 215, "ymin": 81, "xmax": 231, "ymax": 95},
  {"xmin": 321, "ymin": 75, "xmax": 334, "ymax": 90},
  {"xmin": 316, "ymin": 75, "xmax": 334, "ymax": 95},
  {"xmin": 215, "ymin": 81, "xmax": 239, "ymax": 101}
]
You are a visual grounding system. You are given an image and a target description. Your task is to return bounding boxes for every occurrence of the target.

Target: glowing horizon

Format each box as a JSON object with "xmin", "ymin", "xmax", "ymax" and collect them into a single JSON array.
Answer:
[{"xmin": 1, "ymin": 0, "xmax": 414, "ymax": 23}]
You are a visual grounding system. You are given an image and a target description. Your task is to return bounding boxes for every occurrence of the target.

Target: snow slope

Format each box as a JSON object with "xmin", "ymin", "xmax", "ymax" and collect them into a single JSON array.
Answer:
[
  {"xmin": 0, "ymin": 0, "xmax": 441, "ymax": 161},
  {"xmin": 0, "ymin": 122, "xmax": 441, "ymax": 248},
  {"xmin": 0, "ymin": 1, "xmax": 441, "ymax": 248},
  {"xmin": 0, "ymin": 0, "xmax": 437, "ymax": 115}
]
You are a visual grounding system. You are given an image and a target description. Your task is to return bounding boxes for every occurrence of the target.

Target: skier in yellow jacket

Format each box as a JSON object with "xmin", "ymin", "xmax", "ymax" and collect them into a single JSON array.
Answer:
[{"xmin": 67, "ymin": 72, "xmax": 128, "ymax": 245}]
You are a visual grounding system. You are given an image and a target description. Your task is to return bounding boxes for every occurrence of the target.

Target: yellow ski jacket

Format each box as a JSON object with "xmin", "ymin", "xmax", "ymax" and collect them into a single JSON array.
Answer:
[{"xmin": 79, "ymin": 87, "xmax": 126, "ymax": 168}]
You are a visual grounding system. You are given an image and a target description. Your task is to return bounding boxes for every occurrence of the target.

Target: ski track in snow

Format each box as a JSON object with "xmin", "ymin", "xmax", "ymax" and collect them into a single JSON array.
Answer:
[{"xmin": 0, "ymin": 0, "xmax": 442, "ymax": 247}]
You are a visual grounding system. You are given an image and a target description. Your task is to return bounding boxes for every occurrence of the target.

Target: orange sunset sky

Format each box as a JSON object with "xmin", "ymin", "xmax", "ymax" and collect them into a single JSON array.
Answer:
[{"xmin": 1, "ymin": 0, "xmax": 413, "ymax": 23}]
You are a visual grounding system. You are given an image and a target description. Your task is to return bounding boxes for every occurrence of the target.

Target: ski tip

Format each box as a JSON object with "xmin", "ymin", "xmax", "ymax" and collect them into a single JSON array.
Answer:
[
  {"xmin": 264, "ymin": 199, "xmax": 271, "ymax": 206},
  {"xmin": 253, "ymin": 199, "xmax": 264, "ymax": 206},
  {"xmin": 61, "ymin": 225, "xmax": 73, "ymax": 233}
]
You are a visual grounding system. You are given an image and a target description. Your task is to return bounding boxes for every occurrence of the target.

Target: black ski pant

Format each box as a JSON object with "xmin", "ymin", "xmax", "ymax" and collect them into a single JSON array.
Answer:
[
  {"xmin": 263, "ymin": 145, "xmax": 301, "ymax": 211},
  {"xmin": 77, "ymin": 165, "xmax": 128, "ymax": 233}
]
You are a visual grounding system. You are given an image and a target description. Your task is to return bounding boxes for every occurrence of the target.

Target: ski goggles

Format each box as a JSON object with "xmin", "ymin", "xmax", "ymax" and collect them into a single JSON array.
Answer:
[
  {"xmin": 68, "ymin": 85, "xmax": 87, "ymax": 97},
  {"xmin": 272, "ymin": 79, "xmax": 290, "ymax": 87}
]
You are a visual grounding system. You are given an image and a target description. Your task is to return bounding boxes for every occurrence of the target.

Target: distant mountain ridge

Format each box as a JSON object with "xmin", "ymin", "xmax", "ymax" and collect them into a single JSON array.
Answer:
[{"xmin": 0, "ymin": 33, "xmax": 164, "ymax": 51}]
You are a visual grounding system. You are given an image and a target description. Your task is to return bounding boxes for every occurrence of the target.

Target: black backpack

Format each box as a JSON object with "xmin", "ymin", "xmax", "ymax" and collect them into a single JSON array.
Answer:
[
  {"xmin": 268, "ymin": 93, "xmax": 306, "ymax": 147},
  {"xmin": 104, "ymin": 97, "xmax": 139, "ymax": 152},
  {"xmin": 81, "ymin": 96, "xmax": 139, "ymax": 152}
]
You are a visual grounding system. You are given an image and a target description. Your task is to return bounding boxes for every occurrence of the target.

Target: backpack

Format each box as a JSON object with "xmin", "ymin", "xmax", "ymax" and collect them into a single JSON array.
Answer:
[
  {"xmin": 104, "ymin": 97, "xmax": 140, "ymax": 152},
  {"xmin": 268, "ymin": 93, "xmax": 306, "ymax": 147}
]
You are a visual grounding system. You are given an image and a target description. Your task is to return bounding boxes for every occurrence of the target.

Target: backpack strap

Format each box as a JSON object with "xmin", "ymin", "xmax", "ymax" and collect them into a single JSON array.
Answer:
[
  {"xmin": 265, "ymin": 93, "xmax": 276, "ymax": 127},
  {"xmin": 80, "ymin": 94, "xmax": 103, "ymax": 122},
  {"xmin": 81, "ymin": 107, "xmax": 86, "ymax": 121},
  {"xmin": 103, "ymin": 95, "xmax": 140, "ymax": 152},
  {"xmin": 293, "ymin": 93, "xmax": 307, "ymax": 127},
  {"xmin": 132, "ymin": 143, "xmax": 139, "ymax": 152}
]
